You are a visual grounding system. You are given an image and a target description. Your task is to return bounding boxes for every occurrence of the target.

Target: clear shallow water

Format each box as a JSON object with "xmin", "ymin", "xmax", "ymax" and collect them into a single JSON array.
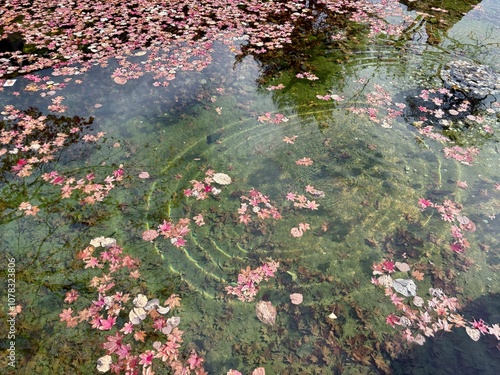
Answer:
[{"xmin": 1, "ymin": 1, "xmax": 500, "ymax": 374}]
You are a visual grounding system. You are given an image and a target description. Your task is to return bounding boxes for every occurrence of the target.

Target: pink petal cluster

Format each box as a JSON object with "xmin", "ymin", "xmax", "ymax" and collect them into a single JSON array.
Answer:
[
  {"xmin": 257, "ymin": 112, "xmax": 289, "ymax": 124},
  {"xmin": 143, "ymin": 218, "xmax": 191, "ymax": 248},
  {"xmin": 17, "ymin": 201, "xmax": 40, "ymax": 216},
  {"xmin": 296, "ymin": 72, "xmax": 319, "ymax": 80},
  {"xmin": 61, "ymin": 239, "xmax": 207, "ymax": 374},
  {"xmin": 287, "ymin": 185, "xmax": 324, "ymax": 209},
  {"xmin": 266, "ymin": 84, "xmax": 285, "ymax": 91},
  {"xmin": 238, "ymin": 189, "xmax": 281, "ymax": 225},
  {"xmin": 347, "ymin": 84, "xmax": 404, "ymax": 126},
  {"xmin": 41, "ymin": 167, "xmax": 123, "ymax": 205},
  {"xmin": 443, "ymin": 145, "xmax": 480, "ymax": 165},
  {"xmin": 295, "ymin": 157, "xmax": 313, "ymax": 166},
  {"xmin": 225, "ymin": 261, "xmax": 279, "ymax": 302},
  {"xmin": 420, "ymin": 198, "xmax": 475, "ymax": 253},
  {"xmin": 183, "ymin": 169, "xmax": 223, "ymax": 200},
  {"xmin": 0, "ymin": 105, "xmax": 94, "ymax": 179},
  {"xmin": 0, "ymin": 0, "xmax": 410, "ymax": 87}
]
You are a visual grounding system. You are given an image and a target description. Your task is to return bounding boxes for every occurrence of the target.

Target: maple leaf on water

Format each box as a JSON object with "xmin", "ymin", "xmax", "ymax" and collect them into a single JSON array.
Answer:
[
  {"xmin": 239, "ymin": 213, "xmax": 252, "ymax": 225},
  {"xmin": 187, "ymin": 350, "xmax": 204, "ymax": 370},
  {"xmin": 59, "ymin": 308, "xmax": 74, "ymax": 322},
  {"xmin": 385, "ymin": 313, "xmax": 400, "ymax": 327},
  {"xmin": 64, "ymin": 289, "xmax": 79, "ymax": 303},
  {"xmin": 306, "ymin": 200, "xmax": 319, "ymax": 210},
  {"xmin": 102, "ymin": 332, "xmax": 123, "ymax": 354},
  {"xmin": 165, "ymin": 294, "xmax": 181, "ymax": 309},
  {"xmin": 305, "ymin": 185, "xmax": 316, "ymax": 194},
  {"xmin": 120, "ymin": 322, "xmax": 134, "ymax": 334},
  {"xmin": 139, "ymin": 350, "xmax": 155, "ymax": 367},
  {"xmin": 411, "ymin": 270, "xmax": 425, "ymax": 281},
  {"xmin": 390, "ymin": 293, "xmax": 404, "ymax": 306},
  {"xmin": 84, "ymin": 257, "xmax": 101, "ymax": 269},
  {"xmin": 133, "ymin": 330, "xmax": 147, "ymax": 342},
  {"xmin": 418, "ymin": 198, "xmax": 433, "ymax": 211},
  {"xmin": 448, "ymin": 314, "xmax": 466, "ymax": 328},
  {"xmin": 295, "ymin": 157, "xmax": 314, "ymax": 166},
  {"xmin": 282, "ymin": 135, "xmax": 297, "ymax": 144},
  {"xmin": 115, "ymin": 343, "xmax": 131, "ymax": 359},
  {"xmin": 472, "ymin": 319, "xmax": 489, "ymax": 334},
  {"xmin": 98, "ymin": 315, "xmax": 117, "ymax": 330},
  {"xmin": 382, "ymin": 260, "xmax": 395, "ymax": 273}
]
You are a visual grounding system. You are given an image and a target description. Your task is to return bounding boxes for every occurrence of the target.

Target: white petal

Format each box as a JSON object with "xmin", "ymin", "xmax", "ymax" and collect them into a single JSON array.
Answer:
[
  {"xmin": 157, "ymin": 305, "xmax": 170, "ymax": 315},
  {"xmin": 129, "ymin": 307, "xmax": 147, "ymax": 324},
  {"xmin": 90, "ymin": 236, "xmax": 105, "ymax": 247},
  {"xmin": 167, "ymin": 316, "xmax": 180, "ymax": 327},
  {"xmin": 144, "ymin": 298, "xmax": 160, "ymax": 311},
  {"xmin": 133, "ymin": 294, "xmax": 148, "ymax": 308},
  {"xmin": 101, "ymin": 238, "xmax": 116, "ymax": 248},
  {"xmin": 97, "ymin": 355, "xmax": 112, "ymax": 373}
]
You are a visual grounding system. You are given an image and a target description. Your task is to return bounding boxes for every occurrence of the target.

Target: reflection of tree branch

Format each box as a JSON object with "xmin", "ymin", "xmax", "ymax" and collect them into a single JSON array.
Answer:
[{"xmin": 398, "ymin": 0, "xmax": 482, "ymax": 44}]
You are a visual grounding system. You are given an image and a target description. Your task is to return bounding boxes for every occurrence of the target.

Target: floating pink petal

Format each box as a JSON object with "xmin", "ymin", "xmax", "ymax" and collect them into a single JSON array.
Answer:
[
  {"xmin": 113, "ymin": 76, "xmax": 127, "ymax": 85},
  {"xmin": 139, "ymin": 172, "xmax": 150, "ymax": 179},
  {"xmin": 395, "ymin": 262, "xmax": 411, "ymax": 272},
  {"xmin": 142, "ymin": 229, "xmax": 159, "ymax": 242},
  {"xmin": 252, "ymin": 368, "xmax": 266, "ymax": 375},
  {"xmin": 290, "ymin": 227, "xmax": 303, "ymax": 237},
  {"xmin": 290, "ymin": 293, "xmax": 303, "ymax": 305}
]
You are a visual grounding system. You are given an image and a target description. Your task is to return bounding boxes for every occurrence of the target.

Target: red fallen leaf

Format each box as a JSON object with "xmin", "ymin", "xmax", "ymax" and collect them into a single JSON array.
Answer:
[{"xmin": 256, "ymin": 301, "xmax": 276, "ymax": 326}]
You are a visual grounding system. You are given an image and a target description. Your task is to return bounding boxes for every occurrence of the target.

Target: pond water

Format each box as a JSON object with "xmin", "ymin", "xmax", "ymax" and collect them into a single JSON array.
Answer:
[{"xmin": 1, "ymin": 1, "xmax": 500, "ymax": 374}]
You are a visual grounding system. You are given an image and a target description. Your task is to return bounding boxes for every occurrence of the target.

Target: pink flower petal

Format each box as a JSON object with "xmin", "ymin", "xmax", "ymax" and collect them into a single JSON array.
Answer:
[
  {"xmin": 139, "ymin": 172, "xmax": 150, "ymax": 179},
  {"xmin": 290, "ymin": 293, "xmax": 303, "ymax": 305}
]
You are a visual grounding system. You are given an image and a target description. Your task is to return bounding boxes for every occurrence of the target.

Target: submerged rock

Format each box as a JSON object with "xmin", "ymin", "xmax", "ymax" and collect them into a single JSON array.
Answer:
[
  {"xmin": 440, "ymin": 60, "xmax": 500, "ymax": 99},
  {"xmin": 392, "ymin": 278, "xmax": 417, "ymax": 297}
]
